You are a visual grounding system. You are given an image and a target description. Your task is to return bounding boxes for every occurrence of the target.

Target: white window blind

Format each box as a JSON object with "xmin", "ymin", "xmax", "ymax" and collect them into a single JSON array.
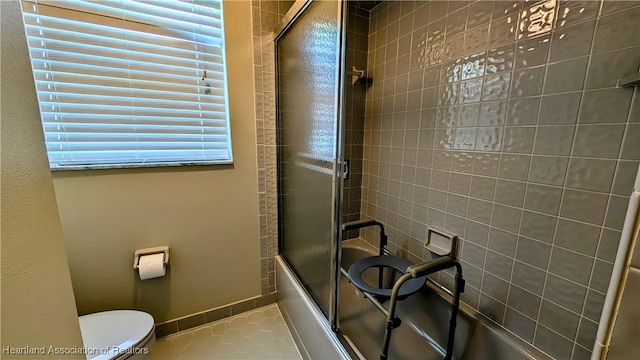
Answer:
[{"xmin": 21, "ymin": 0, "xmax": 233, "ymax": 169}]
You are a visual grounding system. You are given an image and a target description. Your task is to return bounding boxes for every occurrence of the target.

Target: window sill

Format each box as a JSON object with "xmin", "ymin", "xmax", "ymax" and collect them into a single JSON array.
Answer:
[{"xmin": 50, "ymin": 160, "xmax": 234, "ymax": 171}]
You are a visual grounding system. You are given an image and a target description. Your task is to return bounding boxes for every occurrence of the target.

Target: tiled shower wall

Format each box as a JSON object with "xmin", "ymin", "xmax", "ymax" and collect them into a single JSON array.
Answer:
[
  {"xmin": 343, "ymin": 4, "xmax": 370, "ymax": 238},
  {"xmin": 251, "ymin": 0, "xmax": 294, "ymax": 295},
  {"xmin": 359, "ymin": 1, "xmax": 640, "ymax": 359}
]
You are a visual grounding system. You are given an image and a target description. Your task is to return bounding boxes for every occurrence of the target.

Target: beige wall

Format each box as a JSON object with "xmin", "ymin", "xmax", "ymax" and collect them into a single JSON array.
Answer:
[
  {"xmin": 50, "ymin": 1, "xmax": 260, "ymax": 323},
  {"xmin": 0, "ymin": 0, "xmax": 85, "ymax": 356}
]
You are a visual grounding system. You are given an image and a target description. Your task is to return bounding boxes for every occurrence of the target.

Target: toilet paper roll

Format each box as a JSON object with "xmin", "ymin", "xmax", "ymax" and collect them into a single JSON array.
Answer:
[{"xmin": 138, "ymin": 253, "xmax": 166, "ymax": 280}]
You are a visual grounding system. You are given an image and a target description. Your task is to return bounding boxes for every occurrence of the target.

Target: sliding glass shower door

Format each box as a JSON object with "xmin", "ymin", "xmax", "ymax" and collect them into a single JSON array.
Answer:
[{"xmin": 275, "ymin": 0, "xmax": 346, "ymax": 326}]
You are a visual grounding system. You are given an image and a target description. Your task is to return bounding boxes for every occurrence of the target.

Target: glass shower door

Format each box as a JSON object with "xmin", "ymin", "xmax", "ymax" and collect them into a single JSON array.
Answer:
[{"xmin": 275, "ymin": 0, "xmax": 345, "ymax": 324}]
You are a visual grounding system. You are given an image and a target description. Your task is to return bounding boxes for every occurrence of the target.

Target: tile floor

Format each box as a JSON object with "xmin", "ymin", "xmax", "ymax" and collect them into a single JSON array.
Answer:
[{"xmin": 151, "ymin": 304, "xmax": 302, "ymax": 360}]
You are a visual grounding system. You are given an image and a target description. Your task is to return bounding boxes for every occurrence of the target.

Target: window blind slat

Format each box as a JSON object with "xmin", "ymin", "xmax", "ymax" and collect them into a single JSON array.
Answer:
[
  {"xmin": 21, "ymin": 0, "xmax": 232, "ymax": 168},
  {"xmin": 31, "ymin": 63, "xmax": 226, "ymax": 86},
  {"xmin": 40, "ymin": 115, "xmax": 228, "ymax": 127},
  {"xmin": 35, "ymin": 74, "xmax": 224, "ymax": 94},
  {"xmin": 25, "ymin": 34, "xmax": 225, "ymax": 68}
]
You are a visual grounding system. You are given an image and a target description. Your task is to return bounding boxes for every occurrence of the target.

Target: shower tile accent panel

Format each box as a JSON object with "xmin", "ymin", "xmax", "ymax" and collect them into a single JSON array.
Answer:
[
  {"xmin": 251, "ymin": 0, "xmax": 294, "ymax": 295},
  {"xmin": 360, "ymin": 1, "xmax": 640, "ymax": 359},
  {"xmin": 343, "ymin": 4, "xmax": 371, "ymax": 239}
]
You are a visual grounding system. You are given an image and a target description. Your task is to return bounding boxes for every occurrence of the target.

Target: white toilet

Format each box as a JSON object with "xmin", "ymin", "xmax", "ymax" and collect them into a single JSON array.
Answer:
[{"xmin": 79, "ymin": 310, "xmax": 155, "ymax": 360}]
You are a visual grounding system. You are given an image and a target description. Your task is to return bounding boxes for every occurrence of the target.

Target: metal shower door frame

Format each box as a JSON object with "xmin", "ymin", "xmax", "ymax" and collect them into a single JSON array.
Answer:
[{"xmin": 273, "ymin": 0, "xmax": 348, "ymax": 332}]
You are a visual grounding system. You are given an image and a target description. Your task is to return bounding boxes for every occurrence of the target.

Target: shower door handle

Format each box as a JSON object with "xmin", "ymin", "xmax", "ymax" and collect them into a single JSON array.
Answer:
[{"xmin": 342, "ymin": 159, "xmax": 350, "ymax": 180}]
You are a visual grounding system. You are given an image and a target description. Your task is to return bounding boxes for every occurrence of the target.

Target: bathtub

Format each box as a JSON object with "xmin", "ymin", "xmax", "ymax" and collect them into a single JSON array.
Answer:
[{"xmin": 277, "ymin": 238, "xmax": 553, "ymax": 359}]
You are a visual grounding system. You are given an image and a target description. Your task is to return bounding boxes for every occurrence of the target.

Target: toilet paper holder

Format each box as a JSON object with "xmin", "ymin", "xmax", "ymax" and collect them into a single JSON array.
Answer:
[{"xmin": 133, "ymin": 246, "xmax": 170, "ymax": 270}]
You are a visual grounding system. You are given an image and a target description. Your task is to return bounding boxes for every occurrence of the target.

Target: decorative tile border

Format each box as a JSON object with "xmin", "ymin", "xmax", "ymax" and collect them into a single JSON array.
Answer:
[
  {"xmin": 251, "ymin": 0, "xmax": 295, "ymax": 296},
  {"xmin": 155, "ymin": 293, "xmax": 277, "ymax": 338}
]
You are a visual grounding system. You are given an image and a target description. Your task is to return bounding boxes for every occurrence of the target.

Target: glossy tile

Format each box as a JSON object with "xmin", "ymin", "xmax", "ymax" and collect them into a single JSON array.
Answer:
[
  {"xmin": 578, "ymin": 88, "xmax": 634, "ymax": 124},
  {"xmin": 464, "ymin": 220, "xmax": 490, "ymax": 247},
  {"xmin": 516, "ymin": 236, "xmax": 552, "ymax": 269},
  {"xmin": 543, "ymin": 273, "xmax": 587, "ymax": 313},
  {"xmin": 498, "ymin": 153, "xmax": 531, "ymax": 181},
  {"xmin": 475, "ymin": 127, "xmax": 504, "ymax": 151},
  {"xmin": 549, "ymin": 19, "xmax": 596, "ymax": 62},
  {"xmin": 576, "ymin": 317, "xmax": 598, "ymax": 350},
  {"xmin": 486, "ymin": 44, "xmax": 516, "ymax": 75},
  {"xmin": 473, "ymin": 151, "xmax": 500, "ymax": 176},
  {"xmin": 601, "ymin": 0, "xmax": 640, "ymax": 15},
  {"xmin": 446, "ymin": 193, "xmax": 469, "ymax": 217},
  {"xmin": 428, "ymin": 1, "xmax": 448, "ymax": 22},
  {"xmin": 528, "ymin": 155, "xmax": 569, "ymax": 186},
  {"xmin": 461, "ymin": 240, "xmax": 487, "ymax": 268},
  {"xmin": 467, "ymin": 198, "xmax": 494, "ymax": 224},
  {"xmin": 597, "ymin": 228, "xmax": 622, "ymax": 263},
  {"xmin": 494, "ymin": 179, "xmax": 527, "ymax": 207},
  {"xmin": 507, "ymin": 284, "xmax": 541, "ymax": 319},
  {"xmin": 438, "ymin": 83, "xmax": 460, "ymax": 106},
  {"xmin": 465, "ymin": 25, "xmax": 489, "ymax": 53},
  {"xmin": 560, "ymin": 189, "xmax": 609, "ymax": 225},
  {"xmin": 520, "ymin": 210, "xmax": 557, "ymax": 243},
  {"xmin": 510, "ymin": 67, "xmax": 545, "ymax": 98},
  {"xmin": 555, "ymin": 218, "xmax": 601, "ymax": 257},
  {"xmin": 445, "ymin": 33, "xmax": 467, "ymax": 61},
  {"xmin": 470, "ymin": 176, "xmax": 496, "ymax": 201},
  {"xmin": 467, "ymin": 1, "xmax": 493, "ymax": 30},
  {"xmin": 586, "ymin": 46, "xmax": 640, "ymax": 90},
  {"xmin": 539, "ymin": 300, "xmax": 580, "ymax": 340},
  {"xmin": 446, "ymin": 7, "xmax": 468, "ymax": 37},
  {"xmin": 583, "ymin": 289, "xmax": 605, "ymax": 322},
  {"xmin": 485, "ymin": 249, "xmax": 514, "ymax": 281},
  {"xmin": 493, "ymin": 0, "xmax": 522, "ymax": 19},
  {"xmin": 451, "ymin": 151, "xmax": 475, "ymax": 173},
  {"xmin": 479, "ymin": 100, "xmax": 508, "ymax": 126},
  {"xmin": 491, "ymin": 203, "xmax": 522, "ymax": 233},
  {"xmin": 556, "ymin": 0, "xmax": 600, "ymax": 27},
  {"xmin": 533, "ymin": 125, "xmax": 575, "ymax": 156},
  {"xmin": 524, "ymin": 184, "xmax": 563, "ymax": 215},
  {"xmin": 504, "ymin": 307, "xmax": 535, "ymax": 342},
  {"xmin": 501, "ymin": 126, "xmax": 536, "ymax": 153},
  {"xmin": 534, "ymin": 325, "xmax": 573, "ymax": 360},
  {"xmin": 538, "ymin": 92, "xmax": 581, "ymax": 125},
  {"xmin": 590, "ymin": 259, "xmax": 614, "ymax": 293},
  {"xmin": 482, "ymin": 73, "xmax": 512, "ymax": 100},
  {"xmin": 604, "ymin": 195, "xmax": 629, "ymax": 230},
  {"xmin": 565, "ymin": 158, "xmax": 617, "ymax": 193},
  {"xmin": 506, "ymin": 97, "xmax": 540, "ymax": 126},
  {"xmin": 488, "ymin": 15, "xmax": 518, "ymax": 47},
  {"xmin": 458, "ymin": 104, "xmax": 480, "ymax": 127},
  {"xmin": 358, "ymin": 2, "xmax": 639, "ymax": 355},
  {"xmin": 572, "ymin": 125, "xmax": 625, "ymax": 159},
  {"xmin": 488, "ymin": 227, "xmax": 518, "ymax": 257},
  {"xmin": 592, "ymin": 5, "xmax": 640, "ymax": 54},
  {"xmin": 573, "ymin": 345, "xmax": 592, "ymax": 360},
  {"xmin": 460, "ymin": 79, "xmax": 484, "ymax": 104},
  {"xmin": 514, "ymin": 35, "xmax": 551, "ymax": 69},
  {"xmin": 512, "ymin": 260, "xmax": 546, "ymax": 295},
  {"xmin": 449, "ymin": 172, "xmax": 472, "ymax": 194},
  {"xmin": 621, "ymin": 123, "xmax": 640, "ymax": 160},
  {"xmin": 543, "ymin": 57, "xmax": 588, "ymax": 94},
  {"xmin": 518, "ymin": 0, "xmax": 557, "ymax": 39},
  {"xmin": 462, "ymin": 53, "xmax": 487, "ymax": 80},
  {"xmin": 479, "ymin": 293, "xmax": 506, "ymax": 324},
  {"xmin": 612, "ymin": 160, "xmax": 640, "ymax": 196},
  {"xmin": 549, "ymin": 247, "xmax": 594, "ymax": 285}
]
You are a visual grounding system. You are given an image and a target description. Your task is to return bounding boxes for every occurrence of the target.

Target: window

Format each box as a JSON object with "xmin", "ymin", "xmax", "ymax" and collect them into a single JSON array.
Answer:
[{"xmin": 21, "ymin": 0, "xmax": 232, "ymax": 169}]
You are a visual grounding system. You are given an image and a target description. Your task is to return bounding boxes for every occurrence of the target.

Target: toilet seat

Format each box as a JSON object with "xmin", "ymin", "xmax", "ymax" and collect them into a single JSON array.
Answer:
[
  {"xmin": 348, "ymin": 255, "xmax": 427, "ymax": 299},
  {"xmin": 79, "ymin": 310, "xmax": 155, "ymax": 360}
]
